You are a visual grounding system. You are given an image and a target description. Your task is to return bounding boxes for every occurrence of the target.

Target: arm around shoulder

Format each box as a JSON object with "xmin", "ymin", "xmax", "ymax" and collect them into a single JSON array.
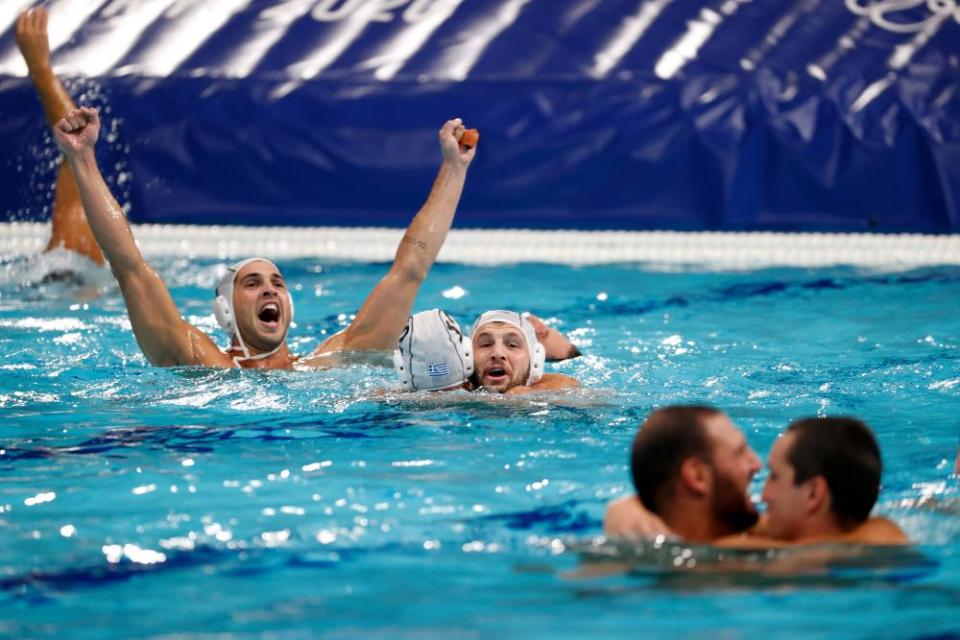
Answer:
[
  {"xmin": 505, "ymin": 374, "xmax": 579, "ymax": 395},
  {"xmin": 603, "ymin": 495, "xmax": 674, "ymax": 539},
  {"xmin": 839, "ymin": 516, "xmax": 909, "ymax": 545}
]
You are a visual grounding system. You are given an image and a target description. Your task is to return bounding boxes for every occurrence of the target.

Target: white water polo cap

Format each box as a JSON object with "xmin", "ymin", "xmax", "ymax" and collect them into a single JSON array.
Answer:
[
  {"xmin": 213, "ymin": 258, "xmax": 294, "ymax": 360},
  {"xmin": 394, "ymin": 309, "xmax": 473, "ymax": 391},
  {"xmin": 469, "ymin": 310, "xmax": 545, "ymax": 385}
]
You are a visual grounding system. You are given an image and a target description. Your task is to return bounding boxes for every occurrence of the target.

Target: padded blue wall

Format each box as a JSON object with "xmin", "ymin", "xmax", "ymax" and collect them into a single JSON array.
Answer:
[{"xmin": 1, "ymin": 0, "xmax": 958, "ymax": 232}]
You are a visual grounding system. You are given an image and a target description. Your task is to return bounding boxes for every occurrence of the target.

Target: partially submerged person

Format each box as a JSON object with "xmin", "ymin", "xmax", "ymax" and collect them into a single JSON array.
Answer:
[
  {"xmin": 394, "ymin": 309, "xmax": 473, "ymax": 391},
  {"xmin": 604, "ymin": 406, "xmax": 907, "ymax": 546},
  {"xmin": 607, "ymin": 405, "xmax": 762, "ymax": 543},
  {"xmin": 16, "ymin": 7, "xmax": 103, "ymax": 268},
  {"xmin": 469, "ymin": 310, "xmax": 579, "ymax": 394},
  {"xmin": 52, "ymin": 102, "xmax": 476, "ymax": 368},
  {"xmin": 393, "ymin": 309, "xmax": 579, "ymax": 393},
  {"xmin": 718, "ymin": 417, "xmax": 895, "ymax": 547}
]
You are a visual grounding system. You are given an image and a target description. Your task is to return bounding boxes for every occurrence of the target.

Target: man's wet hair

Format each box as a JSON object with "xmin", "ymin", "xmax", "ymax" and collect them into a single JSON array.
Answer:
[
  {"xmin": 630, "ymin": 405, "xmax": 722, "ymax": 515},
  {"xmin": 785, "ymin": 417, "xmax": 882, "ymax": 529}
]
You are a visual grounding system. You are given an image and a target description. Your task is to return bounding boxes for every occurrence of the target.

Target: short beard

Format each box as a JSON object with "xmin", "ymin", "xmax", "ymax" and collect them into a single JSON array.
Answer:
[{"xmin": 711, "ymin": 470, "xmax": 759, "ymax": 535}]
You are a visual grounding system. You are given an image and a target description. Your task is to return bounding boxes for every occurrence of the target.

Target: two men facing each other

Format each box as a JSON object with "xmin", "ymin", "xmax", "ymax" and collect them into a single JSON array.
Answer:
[{"xmin": 605, "ymin": 406, "xmax": 907, "ymax": 547}]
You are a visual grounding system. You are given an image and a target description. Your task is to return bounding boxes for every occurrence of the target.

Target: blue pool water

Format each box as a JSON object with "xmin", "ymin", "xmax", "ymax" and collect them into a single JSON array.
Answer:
[{"xmin": 0, "ymin": 254, "xmax": 958, "ymax": 639}]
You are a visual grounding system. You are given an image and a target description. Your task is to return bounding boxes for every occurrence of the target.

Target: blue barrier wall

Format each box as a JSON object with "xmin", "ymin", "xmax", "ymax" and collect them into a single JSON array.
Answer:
[{"xmin": 1, "ymin": 0, "xmax": 958, "ymax": 232}]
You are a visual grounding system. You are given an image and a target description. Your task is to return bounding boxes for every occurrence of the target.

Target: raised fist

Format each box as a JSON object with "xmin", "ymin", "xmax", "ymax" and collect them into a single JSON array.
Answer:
[{"xmin": 52, "ymin": 107, "xmax": 101, "ymax": 157}]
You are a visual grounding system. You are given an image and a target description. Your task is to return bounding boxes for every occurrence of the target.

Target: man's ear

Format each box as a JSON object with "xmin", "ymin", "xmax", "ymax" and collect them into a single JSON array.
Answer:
[
  {"xmin": 679, "ymin": 457, "xmax": 710, "ymax": 497},
  {"xmin": 806, "ymin": 475, "xmax": 830, "ymax": 514}
]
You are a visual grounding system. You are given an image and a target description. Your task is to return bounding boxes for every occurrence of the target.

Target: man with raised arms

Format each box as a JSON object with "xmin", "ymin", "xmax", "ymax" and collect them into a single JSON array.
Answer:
[
  {"xmin": 16, "ymin": 7, "xmax": 103, "ymax": 267},
  {"xmin": 604, "ymin": 406, "xmax": 907, "ymax": 546},
  {"xmin": 51, "ymin": 103, "xmax": 476, "ymax": 368}
]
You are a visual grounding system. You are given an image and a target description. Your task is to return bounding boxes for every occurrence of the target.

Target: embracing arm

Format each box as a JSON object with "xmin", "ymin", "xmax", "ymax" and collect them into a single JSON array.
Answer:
[
  {"xmin": 505, "ymin": 373, "xmax": 580, "ymax": 395},
  {"xmin": 527, "ymin": 314, "xmax": 581, "ymax": 361},
  {"xmin": 715, "ymin": 516, "xmax": 909, "ymax": 549},
  {"xmin": 316, "ymin": 119, "xmax": 474, "ymax": 355},
  {"xmin": 603, "ymin": 494, "xmax": 674, "ymax": 539},
  {"xmin": 53, "ymin": 108, "xmax": 225, "ymax": 367}
]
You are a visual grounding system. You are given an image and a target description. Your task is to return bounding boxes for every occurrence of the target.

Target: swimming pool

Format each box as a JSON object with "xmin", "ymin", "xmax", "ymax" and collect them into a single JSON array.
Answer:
[{"xmin": 1, "ymin": 254, "xmax": 958, "ymax": 638}]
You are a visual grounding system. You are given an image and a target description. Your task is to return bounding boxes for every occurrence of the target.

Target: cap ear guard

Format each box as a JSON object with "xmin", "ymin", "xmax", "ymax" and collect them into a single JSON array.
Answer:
[
  {"xmin": 214, "ymin": 293, "xmax": 235, "ymax": 333},
  {"xmin": 394, "ymin": 319, "xmax": 414, "ymax": 391},
  {"xmin": 525, "ymin": 330, "xmax": 546, "ymax": 385},
  {"xmin": 440, "ymin": 309, "xmax": 473, "ymax": 379}
]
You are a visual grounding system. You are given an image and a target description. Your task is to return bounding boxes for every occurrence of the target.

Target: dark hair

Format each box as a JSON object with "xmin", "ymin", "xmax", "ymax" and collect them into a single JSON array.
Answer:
[
  {"xmin": 630, "ymin": 405, "xmax": 721, "ymax": 515},
  {"xmin": 785, "ymin": 417, "xmax": 882, "ymax": 529}
]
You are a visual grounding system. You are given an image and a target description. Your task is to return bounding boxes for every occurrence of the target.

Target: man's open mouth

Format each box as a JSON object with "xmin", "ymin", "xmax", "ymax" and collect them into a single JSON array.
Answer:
[
  {"xmin": 258, "ymin": 302, "xmax": 281, "ymax": 327},
  {"xmin": 484, "ymin": 365, "xmax": 508, "ymax": 381}
]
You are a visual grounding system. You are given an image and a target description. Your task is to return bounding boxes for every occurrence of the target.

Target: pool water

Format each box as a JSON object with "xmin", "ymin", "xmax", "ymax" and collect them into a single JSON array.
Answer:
[{"xmin": 1, "ymin": 254, "xmax": 958, "ymax": 639}]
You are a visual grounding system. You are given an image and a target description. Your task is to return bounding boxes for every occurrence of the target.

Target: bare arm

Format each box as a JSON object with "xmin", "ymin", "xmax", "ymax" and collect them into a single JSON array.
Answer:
[
  {"xmin": 315, "ymin": 118, "xmax": 475, "ymax": 354},
  {"xmin": 53, "ymin": 108, "xmax": 226, "ymax": 367},
  {"xmin": 527, "ymin": 314, "xmax": 581, "ymax": 361},
  {"xmin": 16, "ymin": 8, "xmax": 72, "ymax": 126},
  {"xmin": 715, "ymin": 516, "xmax": 909, "ymax": 548},
  {"xmin": 17, "ymin": 7, "xmax": 104, "ymax": 264},
  {"xmin": 504, "ymin": 373, "xmax": 580, "ymax": 395},
  {"xmin": 603, "ymin": 494, "xmax": 675, "ymax": 539}
]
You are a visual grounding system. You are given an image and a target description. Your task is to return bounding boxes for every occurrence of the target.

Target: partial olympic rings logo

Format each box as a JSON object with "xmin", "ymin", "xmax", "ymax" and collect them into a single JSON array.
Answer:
[
  {"xmin": 845, "ymin": 0, "xmax": 960, "ymax": 33},
  {"xmin": 310, "ymin": 0, "xmax": 462, "ymax": 24}
]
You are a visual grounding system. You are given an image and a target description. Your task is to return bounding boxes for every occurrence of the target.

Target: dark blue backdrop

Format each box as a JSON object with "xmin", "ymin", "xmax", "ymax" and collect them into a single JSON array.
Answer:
[{"xmin": 1, "ymin": 0, "xmax": 958, "ymax": 232}]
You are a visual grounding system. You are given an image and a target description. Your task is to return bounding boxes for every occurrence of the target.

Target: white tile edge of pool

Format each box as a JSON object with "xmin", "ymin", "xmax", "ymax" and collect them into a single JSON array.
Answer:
[{"xmin": 3, "ymin": 222, "xmax": 959, "ymax": 269}]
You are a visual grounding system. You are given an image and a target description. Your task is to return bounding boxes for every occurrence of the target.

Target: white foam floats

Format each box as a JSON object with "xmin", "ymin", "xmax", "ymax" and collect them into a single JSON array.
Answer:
[{"xmin": 2, "ymin": 222, "xmax": 958, "ymax": 269}]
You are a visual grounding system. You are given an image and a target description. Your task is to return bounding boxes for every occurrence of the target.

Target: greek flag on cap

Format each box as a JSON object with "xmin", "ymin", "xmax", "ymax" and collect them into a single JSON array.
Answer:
[{"xmin": 394, "ymin": 309, "xmax": 473, "ymax": 391}]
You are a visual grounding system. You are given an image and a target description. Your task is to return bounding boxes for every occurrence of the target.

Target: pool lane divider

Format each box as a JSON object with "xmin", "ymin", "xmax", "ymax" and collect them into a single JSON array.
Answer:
[{"xmin": 2, "ymin": 222, "xmax": 959, "ymax": 269}]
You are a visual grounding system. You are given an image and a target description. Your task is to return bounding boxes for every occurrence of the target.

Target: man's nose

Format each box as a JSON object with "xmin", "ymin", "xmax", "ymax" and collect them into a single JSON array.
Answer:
[{"xmin": 748, "ymin": 449, "xmax": 761, "ymax": 473}]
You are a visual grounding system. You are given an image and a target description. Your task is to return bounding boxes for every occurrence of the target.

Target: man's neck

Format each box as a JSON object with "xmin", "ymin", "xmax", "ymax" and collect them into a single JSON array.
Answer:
[
  {"xmin": 662, "ymin": 501, "xmax": 735, "ymax": 544},
  {"xmin": 229, "ymin": 343, "xmax": 296, "ymax": 369}
]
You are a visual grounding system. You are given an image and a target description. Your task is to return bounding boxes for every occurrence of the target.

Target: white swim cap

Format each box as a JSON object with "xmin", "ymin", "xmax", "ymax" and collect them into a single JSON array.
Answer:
[
  {"xmin": 469, "ymin": 310, "xmax": 545, "ymax": 385},
  {"xmin": 394, "ymin": 309, "xmax": 473, "ymax": 391},
  {"xmin": 213, "ymin": 257, "xmax": 294, "ymax": 362}
]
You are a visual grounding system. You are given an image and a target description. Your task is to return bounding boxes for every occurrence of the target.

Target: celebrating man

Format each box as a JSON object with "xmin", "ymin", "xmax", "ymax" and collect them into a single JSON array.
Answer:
[{"xmin": 52, "ymin": 105, "xmax": 475, "ymax": 368}]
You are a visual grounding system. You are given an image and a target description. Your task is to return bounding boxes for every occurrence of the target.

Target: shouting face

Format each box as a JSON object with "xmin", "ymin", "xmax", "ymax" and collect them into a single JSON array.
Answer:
[
  {"xmin": 231, "ymin": 260, "xmax": 292, "ymax": 353},
  {"xmin": 472, "ymin": 322, "xmax": 531, "ymax": 392}
]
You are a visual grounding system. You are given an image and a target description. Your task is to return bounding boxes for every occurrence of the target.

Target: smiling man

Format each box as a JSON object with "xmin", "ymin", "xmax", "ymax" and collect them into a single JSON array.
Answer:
[
  {"xmin": 52, "ymin": 106, "xmax": 476, "ymax": 368},
  {"xmin": 717, "ymin": 417, "xmax": 899, "ymax": 547},
  {"xmin": 469, "ymin": 310, "xmax": 579, "ymax": 394},
  {"xmin": 607, "ymin": 405, "xmax": 762, "ymax": 543}
]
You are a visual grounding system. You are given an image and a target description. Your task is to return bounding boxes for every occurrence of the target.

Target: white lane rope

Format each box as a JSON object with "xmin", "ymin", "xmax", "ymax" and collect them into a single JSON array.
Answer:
[{"xmin": 2, "ymin": 222, "xmax": 958, "ymax": 269}]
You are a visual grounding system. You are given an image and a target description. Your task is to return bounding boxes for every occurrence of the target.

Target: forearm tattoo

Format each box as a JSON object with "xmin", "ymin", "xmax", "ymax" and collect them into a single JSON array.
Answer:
[{"xmin": 402, "ymin": 235, "xmax": 427, "ymax": 250}]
